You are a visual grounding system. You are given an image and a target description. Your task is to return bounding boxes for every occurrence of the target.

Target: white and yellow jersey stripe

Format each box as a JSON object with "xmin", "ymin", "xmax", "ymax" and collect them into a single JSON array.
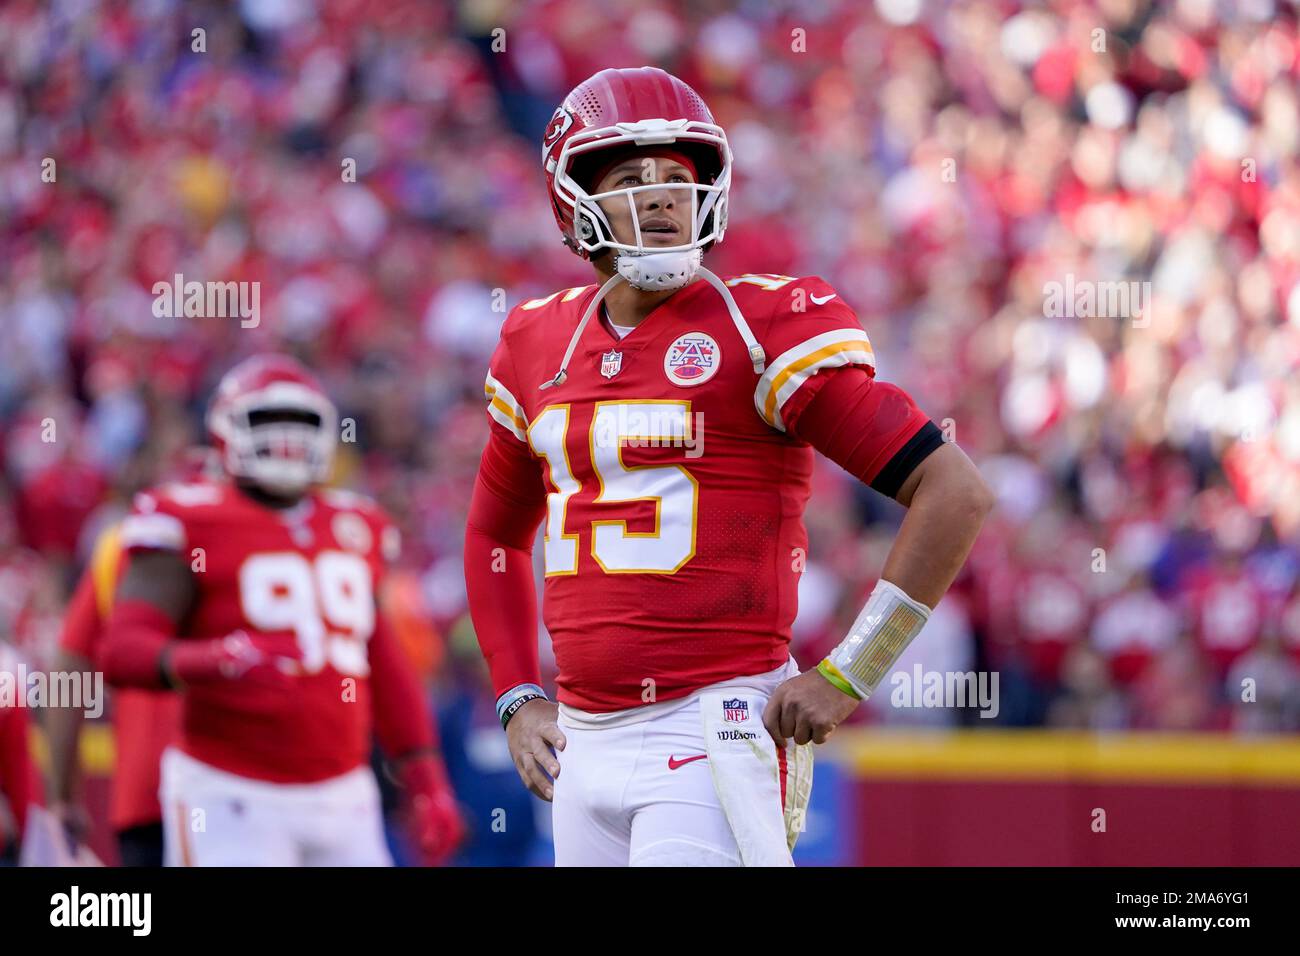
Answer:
[
  {"xmin": 753, "ymin": 328, "xmax": 876, "ymax": 432},
  {"xmin": 484, "ymin": 370, "xmax": 529, "ymax": 442}
]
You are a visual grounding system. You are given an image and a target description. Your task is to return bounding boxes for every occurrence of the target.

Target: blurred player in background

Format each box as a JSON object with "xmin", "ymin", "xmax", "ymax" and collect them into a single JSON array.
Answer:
[
  {"xmin": 45, "ymin": 520, "xmax": 182, "ymax": 866},
  {"xmin": 43, "ymin": 449, "xmax": 214, "ymax": 866},
  {"xmin": 466, "ymin": 68, "xmax": 993, "ymax": 866},
  {"xmin": 101, "ymin": 354, "xmax": 462, "ymax": 866},
  {"xmin": 435, "ymin": 621, "xmax": 548, "ymax": 866},
  {"xmin": 0, "ymin": 641, "xmax": 43, "ymax": 865}
]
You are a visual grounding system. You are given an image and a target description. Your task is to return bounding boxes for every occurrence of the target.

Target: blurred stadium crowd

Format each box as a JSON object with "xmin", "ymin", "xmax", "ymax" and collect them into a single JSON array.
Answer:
[{"xmin": 4, "ymin": 0, "xmax": 1300, "ymax": 855}]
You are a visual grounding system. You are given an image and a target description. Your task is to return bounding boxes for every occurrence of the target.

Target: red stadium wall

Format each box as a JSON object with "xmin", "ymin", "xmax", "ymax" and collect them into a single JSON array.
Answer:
[{"xmin": 839, "ymin": 731, "xmax": 1300, "ymax": 866}]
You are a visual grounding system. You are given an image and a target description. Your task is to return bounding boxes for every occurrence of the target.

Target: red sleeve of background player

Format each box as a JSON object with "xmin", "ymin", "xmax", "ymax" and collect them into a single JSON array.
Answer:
[
  {"xmin": 784, "ymin": 365, "xmax": 945, "ymax": 497},
  {"xmin": 0, "ymin": 703, "xmax": 41, "ymax": 842},
  {"xmin": 99, "ymin": 491, "xmax": 189, "ymax": 688},
  {"xmin": 368, "ymin": 611, "xmax": 436, "ymax": 759},
  {"xmin": 465, "ymin": 334, "xmax": 549, "ymax": 699}
]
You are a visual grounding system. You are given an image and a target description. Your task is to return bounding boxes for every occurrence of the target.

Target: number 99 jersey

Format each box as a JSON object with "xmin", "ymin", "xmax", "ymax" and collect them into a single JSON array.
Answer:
[
  {"xmin": 119, "ymin": 481, "xmax": 401, "ymax": 782},
  {"xmin": 483, "ymin": 274, "xmax": 921, "ymax": 713}
]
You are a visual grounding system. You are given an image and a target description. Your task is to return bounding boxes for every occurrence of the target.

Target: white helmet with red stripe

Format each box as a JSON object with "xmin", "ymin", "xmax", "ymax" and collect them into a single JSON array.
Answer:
[
  {"xmin": 542, "ymin": 66, "xmax": 731, "ymax": 291},
  {"xmin": 206, "ymin": 354, "xmax": 337, "ymax": 497}
]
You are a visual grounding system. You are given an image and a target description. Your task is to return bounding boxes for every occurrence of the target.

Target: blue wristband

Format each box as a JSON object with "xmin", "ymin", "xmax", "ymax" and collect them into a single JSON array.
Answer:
[{"xmin": 496, "ymin": 683, "xmax": 548, "ymax": 729}]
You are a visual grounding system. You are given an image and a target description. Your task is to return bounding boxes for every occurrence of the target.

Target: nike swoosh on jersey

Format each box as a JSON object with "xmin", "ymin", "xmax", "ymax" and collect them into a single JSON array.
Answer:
[
  {"xmin": 809, "ymin": 292, "xmax": 837, "ymax": 305},
  {"xmin": 667, "ymin": 754, "xmax": 708, "ymax": 771}
]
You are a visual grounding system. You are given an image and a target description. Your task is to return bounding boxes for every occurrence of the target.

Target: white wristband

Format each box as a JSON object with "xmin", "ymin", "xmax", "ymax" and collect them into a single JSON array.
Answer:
[{"xmin": 827, "ymin": 580, "xmax": 932, "ymax": 701}]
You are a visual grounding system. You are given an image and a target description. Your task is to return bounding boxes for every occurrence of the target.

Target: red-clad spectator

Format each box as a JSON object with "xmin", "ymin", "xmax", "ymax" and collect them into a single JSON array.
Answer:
[
  {"xmin": 1180, "ymin": 555, "xmax": 1269, "ymax": 677},
  {"xmin": 1014, "ymin": 566, "xmax": 1091, "ymax": 688},
  {"xmin": 1275, "ymin": 581, "xmax": 1300, "ymax": 666},
  {"xmin": 1090, "ymin": 574, "xmax": 1180, "ymax": 684},
  {"xmin": 0, "ymin": 644, "xmax": 44, "ymax": 862}
]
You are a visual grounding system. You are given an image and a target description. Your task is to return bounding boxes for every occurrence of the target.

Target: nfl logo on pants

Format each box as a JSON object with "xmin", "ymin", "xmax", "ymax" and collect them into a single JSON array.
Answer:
[{"xmin": 723, "ymin": 698, "xmax": 749, "ymax": 723}]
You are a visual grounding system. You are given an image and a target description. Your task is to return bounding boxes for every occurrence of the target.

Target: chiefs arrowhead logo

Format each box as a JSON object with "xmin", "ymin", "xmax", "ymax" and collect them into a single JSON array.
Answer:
[{"xmin": 542, "ymin": 107, "xmax": 574, "ymax": 162}]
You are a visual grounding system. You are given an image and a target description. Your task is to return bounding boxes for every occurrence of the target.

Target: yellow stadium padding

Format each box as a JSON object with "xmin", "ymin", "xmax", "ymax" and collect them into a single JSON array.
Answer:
[
  {"xmin": 29, "ymin": 724, "xmax": 116, "ymax": 776},
  {"xmin": 836, "ymin": 728, "xmax": 1300, "ymax": 785}
]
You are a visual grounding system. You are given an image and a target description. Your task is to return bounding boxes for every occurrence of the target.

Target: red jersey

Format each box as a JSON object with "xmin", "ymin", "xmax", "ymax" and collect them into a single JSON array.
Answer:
[
  {"xmin": 1182, "ymin": 567, "xmax": 1265, "ymax": 676},
  {"xmin": 1014, "ymin": 568, "xmax": 1090, "ymax": 685},
  {"xmin": 483, "ymin": 274, "xmax": 923, "ymax": 712},
  {"xmin": 1278, "ymin": 588, "xmax": 1300, "ymax": 665},
  {"xmin": 58, "ymin": 524, "xmax": 183, "ymax": 831},
  {"xmin": 0, "ymin": 644, "xmax": 42, "ymax": 845},
  {"xmin": 118, "ymin": 480, "xmax": 400, "ymax": 782}
]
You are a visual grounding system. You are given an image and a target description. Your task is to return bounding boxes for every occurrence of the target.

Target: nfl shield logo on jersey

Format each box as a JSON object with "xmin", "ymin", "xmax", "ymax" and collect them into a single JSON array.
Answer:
[
  {"xmin": 601, "ymin": 349, "xmax": 623, "ymax": 379},
  {"xmin": 722, "ymin": 698, "xmax": 749, "ymax": 723}
]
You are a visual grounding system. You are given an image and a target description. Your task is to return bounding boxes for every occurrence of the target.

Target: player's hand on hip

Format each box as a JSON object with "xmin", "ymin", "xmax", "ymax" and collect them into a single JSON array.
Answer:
[
  {"xmin": 506, "ymin": 698, "xmax": 565, "ymax": 802},
  {"xmin": 763, "ymin": 670, "xmax": 860, "ymax": 747}
]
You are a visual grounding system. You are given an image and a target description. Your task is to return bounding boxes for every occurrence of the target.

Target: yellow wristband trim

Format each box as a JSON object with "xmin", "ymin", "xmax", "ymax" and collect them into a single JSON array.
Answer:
[{"xmin": 818, "ymin": 658, "xmax": 862, "ymax": 700}]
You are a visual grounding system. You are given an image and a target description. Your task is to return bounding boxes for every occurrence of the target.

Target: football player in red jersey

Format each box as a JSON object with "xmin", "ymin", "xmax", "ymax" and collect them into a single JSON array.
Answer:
[
  {"xmin": 0, "ymin": 643, "xmax": 43, "ymax": 864},
  {"xmin": 465, "ymin": 67, "xmax": 993, "ymax": 866},
  {"xmin": 101, "ymin": 355, "xmax": 463, "ymax": 866},
  {"xmin": 46, "ymin": 449, "xmax": 210, "ymax": 867},
  {"xmin": 46, "ymin": 520, "xmax": 184, "ymax": 866}
]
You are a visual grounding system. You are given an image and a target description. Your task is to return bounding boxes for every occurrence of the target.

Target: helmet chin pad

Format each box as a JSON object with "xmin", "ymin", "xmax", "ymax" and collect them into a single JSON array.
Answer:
[
  {"xmin": 219, "ymin": 417, "xmax": 334, "ymax": 498},
  {"xmin": 615, "ymin": 249, "xmax": 703, "ymax": 291},
  {"xmin": 242, "ymin": 451, "xmax": 318, "ymax": 497}
]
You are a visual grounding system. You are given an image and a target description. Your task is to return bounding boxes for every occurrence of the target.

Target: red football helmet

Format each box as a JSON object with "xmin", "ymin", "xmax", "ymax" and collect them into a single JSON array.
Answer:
[
  {"xmin": 542, "ymin": 66, "xmax": 731, "ymax": 287},
  {"xmin": 206, "ymin": 355, "xmax": 337, "ymax": 497}
]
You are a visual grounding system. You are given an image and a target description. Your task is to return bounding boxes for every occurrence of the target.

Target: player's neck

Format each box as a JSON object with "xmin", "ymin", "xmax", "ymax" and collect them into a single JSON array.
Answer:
[
  {"xmin": 235, "ymin": 480, "xmax": 307, "ymax": 511},
  {"xmin": 596, "ymin": 267, "xmax": 680, "ymax": 329}
]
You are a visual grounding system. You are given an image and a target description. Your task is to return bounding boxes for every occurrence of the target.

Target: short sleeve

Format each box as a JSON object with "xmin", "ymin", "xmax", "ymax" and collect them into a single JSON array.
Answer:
[
  {"xmin": 750, "ymin": 276, "xmax": 876, "ymax": 432},
  {"xmin": 89, "ymin": 523, "xmax": 124, "ymax": 620},
  {"xmin": 483, "ymin": 331, "xmax": 530, "ymax": 443},
  {"xmin": 117, "ymin": 491, "xmax": 188, "ymax": 553}
]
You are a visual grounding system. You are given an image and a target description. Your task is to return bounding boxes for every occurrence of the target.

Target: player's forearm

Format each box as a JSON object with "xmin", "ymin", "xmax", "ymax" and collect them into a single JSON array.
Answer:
[
  {"xmin": 815, "ymin": 445, "xmax": 991, "ymax": 702},
  {"xmin": 44, "ymin": 651, "xmax": 90, "ymax": 803},
  {"xmin": 101, "ymin": 599, "xmax": 177, "ymax": 689},
  {"xmin": 367, "ymin": 612, "xmax": 436, "ymax": 760},
  {"xmin": 882, "ymin": 443, "xmax": 992, "ymax": 608},
  {"xmin": 102, "ymin": 599, "xmax": 245, "ymax": 689},
  {"xmin": 463, "ymin": 446, "xmax": 547, "ymax": 699},
  {"xmin": 464, "ymin": 521, "xmax": 542, "ymax": 696}
]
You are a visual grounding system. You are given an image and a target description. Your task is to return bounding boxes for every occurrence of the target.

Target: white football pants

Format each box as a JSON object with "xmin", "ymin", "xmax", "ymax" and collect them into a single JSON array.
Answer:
[
  {"xmin": 160, "ymin": 747, "xmax": 392, "ymax": 866},
  {"xmin": 551, "ymin": 658, "xmax": 812, "ymax": 867}
]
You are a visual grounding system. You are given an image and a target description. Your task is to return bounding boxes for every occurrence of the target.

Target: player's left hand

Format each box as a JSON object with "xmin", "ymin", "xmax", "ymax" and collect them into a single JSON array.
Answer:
[
  {"xmin": 763, "ymin": 669, "xmax": 860, "ymax": 746},
  {"xmin": 47, "ymin": 801, "xmax": 92, "ymax": 851},
  {"xmin": 396, "ymin": 754, "xmax": 465, "ymax": 867}
]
